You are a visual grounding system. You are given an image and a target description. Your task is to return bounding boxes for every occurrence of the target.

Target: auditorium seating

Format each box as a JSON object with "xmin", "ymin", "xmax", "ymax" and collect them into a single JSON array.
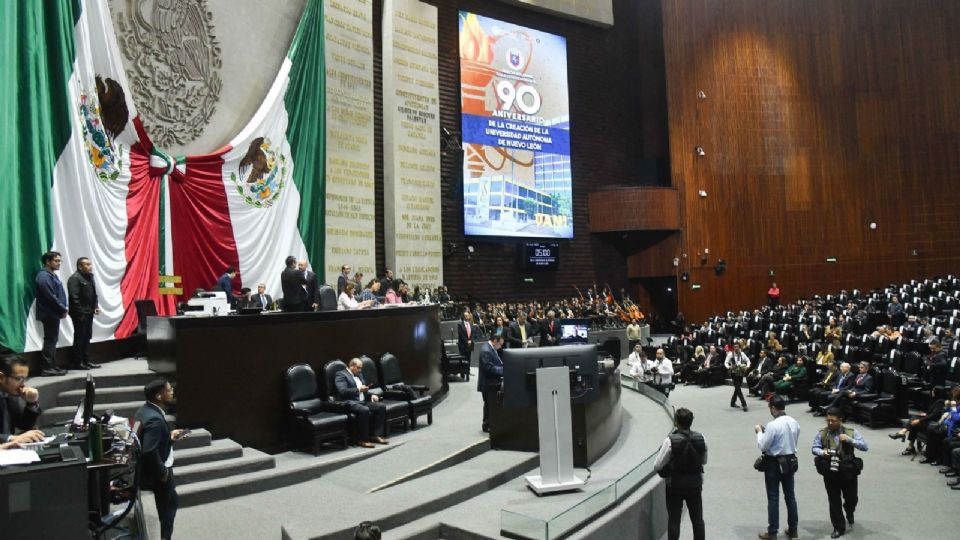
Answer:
[
  {"xmin": 678, "ymin": 275, "xmax": 960, "ymax": 429},
  {"xmin": 379, "ymin": 353, "xmax": 433, "ymax": 428},
  {"xmin": 284, "ymin": 363, "xmax": 351, "ymax": 454}
]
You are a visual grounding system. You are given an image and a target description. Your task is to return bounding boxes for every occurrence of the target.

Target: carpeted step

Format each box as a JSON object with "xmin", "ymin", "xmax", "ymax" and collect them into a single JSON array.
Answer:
[
  {"xmin": 173, "ymin": 438, "xmax": 243, "ymax": 467},
  {"xmin": 175, "ymin": 444, "xmax": 396, "ymax": 507},
  {"xmin": 173, "ymin": 428, "xmax": 212, "ymax": 450},
  {"xmin": 174, "ymin": 448, "xmax": 275, "ymax": 486},
  {"xmin": 57, "ymin": 384, "xmax": 145, "ymax": 407}
]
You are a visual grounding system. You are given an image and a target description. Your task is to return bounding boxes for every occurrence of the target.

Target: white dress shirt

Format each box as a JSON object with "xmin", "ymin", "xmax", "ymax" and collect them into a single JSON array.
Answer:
[{"xmin": 338, "ymin": 292, "xmax": 359, "ymax": 310}]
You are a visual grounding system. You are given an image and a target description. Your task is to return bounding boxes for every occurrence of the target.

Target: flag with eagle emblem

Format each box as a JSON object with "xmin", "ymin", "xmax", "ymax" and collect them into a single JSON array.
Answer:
[{"xmin": 2, "ymin": 0, "xmax": 326, "ymax": 353}]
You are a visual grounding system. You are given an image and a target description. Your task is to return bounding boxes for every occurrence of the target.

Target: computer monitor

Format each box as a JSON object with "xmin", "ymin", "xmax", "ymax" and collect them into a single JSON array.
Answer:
[
  {"xmin": 502, "ymin": 344, "xmax": 600, "ymax": 408},
  {"xmin": 559, "ymin": 318, "xmax": 589, "ymax": 344}
]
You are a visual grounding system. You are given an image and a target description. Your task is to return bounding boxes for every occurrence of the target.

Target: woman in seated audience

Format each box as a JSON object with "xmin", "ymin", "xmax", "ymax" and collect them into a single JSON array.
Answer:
[
  {"xmin": 491, "ymin": 315, "xmax": 508, "ymax": 339},
  {"xmin": 824, "ymin": 317, "xmax": 843, "ymax": 347},
  {"xmin": 338, "ymin": 283, "xmax": 373, "ymax": 310},
  {"xmin": 889, "ymin": 387, "xmax": 946, "ymax": 455},
  {"xmin": 815, "ymin": 344, "xmax": 835, "ymax": 366},
  {"xmin": 682, "ymin": 345, "xmax": 705, "ymax": 385},
  {"xmin": 767, "ymin": 331, "xmax": 783, "ymax": 353},
  {"xmin": 773, "ymin": 356, "xmax": 807, "ymax": 395}
]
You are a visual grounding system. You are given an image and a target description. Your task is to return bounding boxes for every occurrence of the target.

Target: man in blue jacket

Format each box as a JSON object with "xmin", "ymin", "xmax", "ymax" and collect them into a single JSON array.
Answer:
[
  {"xmin": 35, "ymin": 251, "xmax": 68, "ymax": 376},
  {"xmin": 477, "ymin": 334, "xmax": 505, "ymax": 433}
]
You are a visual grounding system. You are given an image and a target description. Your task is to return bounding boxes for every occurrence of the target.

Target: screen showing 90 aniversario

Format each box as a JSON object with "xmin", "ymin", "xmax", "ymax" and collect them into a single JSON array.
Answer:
[{"xmin": 459, "ymin": 11, "xmax": 572, "ymax": 239}]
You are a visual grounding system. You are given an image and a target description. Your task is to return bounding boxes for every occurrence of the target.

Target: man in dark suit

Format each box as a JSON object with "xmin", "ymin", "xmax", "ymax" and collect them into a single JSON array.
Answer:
[
  {"xmin": 135, "ymin": 379, "xmax": 188, "ymax": 540},
  {"xmin": 334, "ymin": 358, "xmax": 388, "ymax": 448},
  {"xmin": 298, "ymin": 259, "xmax": 319, "ymax": 311},
  {"xmin": 35, "ymin": 251, "xmax": 68, "ymax": 376},
  {"xmin": 248, "ymin": 283, "xmax": 273, "ymax": 310},
  {"xmin": 68, "ymin": 256, "xmax": 101, "ymax": 370},
  {"xmin": 819, "ymin": 362, "xmax": 874, "ymax": 414},
  {"xmin": 540, "ymin": 310, "xmax": 561, "ymax": 346},
  {"xmin": 810, "ymin": 362, "xmax": 856, "ymax": 412},
  {"xmin": 280, "ymin": 256, "xmax": 307, "ymax": 312},
  {"xmin": 806, "ymin": 362, "xmax": 839, "ymax": 410},
  {"xmin": 336, "ymin": 264, "xmax": 351, "ymax": 296},
  {"xmin": 506, "ymin": 312, "xmax": 536, "ymax": 348},
  {"xmin": 1, "ymin": 356, "xmax": 44, "ymax": 445},
  {"xmin": 217, "ymin": 266, "xmax": 237, "ymax": 307},
  {"xmin": 458, "ymin": 311, "xmax": 478, "ymax": 359},
  {"xmin": 477, "ymin": 334, "xmax": 505, "ymax": 433}
]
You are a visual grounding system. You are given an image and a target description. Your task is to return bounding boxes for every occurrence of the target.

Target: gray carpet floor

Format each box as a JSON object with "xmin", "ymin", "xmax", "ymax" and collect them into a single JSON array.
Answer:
[{"xmin": 664, "ymin": 384, "xmax": 959, "ymax": 540}]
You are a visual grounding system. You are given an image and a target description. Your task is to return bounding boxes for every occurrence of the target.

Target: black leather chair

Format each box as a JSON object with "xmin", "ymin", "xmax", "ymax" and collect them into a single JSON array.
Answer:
[
  {"xmin": 853, "ymin": 370, "xmax": 903, "ymax": 427},
  {"xmin": 380, "ymin": 352, "xmax": 433, "ymax": 428},
  {"xmin": 441, "ymin": 342, "xmax": 470, "ymax": 382},
  {"xmin": 318, "ymin": 285, "xmax": 337, "ymax": 311},
  {"xmin": 358, "ymin": 356, "xmax": 411, "ymax": 434},
  {"xmin": 285, "ymin": 363, "xmax": 350, "ymax": 454}
]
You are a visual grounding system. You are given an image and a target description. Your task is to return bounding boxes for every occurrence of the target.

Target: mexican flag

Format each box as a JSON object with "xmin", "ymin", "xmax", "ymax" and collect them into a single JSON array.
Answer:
[{"xmin": 0, "ymin": 0, "xmax": 326, "ymax": 353}]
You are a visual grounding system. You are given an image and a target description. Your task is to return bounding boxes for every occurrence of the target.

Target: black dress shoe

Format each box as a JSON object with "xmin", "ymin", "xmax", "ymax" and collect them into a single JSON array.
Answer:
[
  {"xmin": 919, "ymin": 457, "xmax": 934, "ymax": 464},
  {"xmin": 40, "ymin": 368, "xmax": 66, "ymax": 377},
  {"xmin": 901, "ymin": 447, "xmax": 917, "ymax": 455},
  {"xmin": 888, "ymin": 432, "xmax": 906, "ymax": 442},
  {"xmin": 83, "ymin": 362, "xmax": 101, "ymax": 369},
  {"xmin": 743, "ymin": 405, "xmax": 749, "ymax": 412},
  {"xmin": 70, "ymin": 364, "xmax": 91, "ymax": 370},
  {"xmin": 831, "ymin": 530, "xmax": 844, "ymax": 538}
]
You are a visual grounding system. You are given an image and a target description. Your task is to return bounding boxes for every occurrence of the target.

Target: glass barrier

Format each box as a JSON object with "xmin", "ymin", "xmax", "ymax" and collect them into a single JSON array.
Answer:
[{"xmin": 499, "ymin": 375, "xmax": 672, "ymax": 539}]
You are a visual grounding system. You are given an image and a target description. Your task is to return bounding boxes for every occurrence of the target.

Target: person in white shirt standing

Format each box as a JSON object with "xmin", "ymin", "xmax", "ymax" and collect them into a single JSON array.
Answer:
[
  {"xmin": 725, "ymin": 342, "xmax": 751, "ymax": 411},
  {"xmin": 754, "ymin": 396, "xmax": 801, "ymax": 540}
]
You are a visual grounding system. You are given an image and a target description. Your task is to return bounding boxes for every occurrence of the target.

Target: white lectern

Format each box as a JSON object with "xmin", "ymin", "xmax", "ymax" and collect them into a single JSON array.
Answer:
[{"xmin": 525, "ymin": 366, "xmax": 587, "ymax": 495}]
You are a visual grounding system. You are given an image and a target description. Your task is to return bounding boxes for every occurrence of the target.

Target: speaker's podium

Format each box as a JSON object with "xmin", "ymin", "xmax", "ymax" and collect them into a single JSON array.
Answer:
[{"xmin": 492, "ymin": 344, "xmax": 621, "ymax": 495}]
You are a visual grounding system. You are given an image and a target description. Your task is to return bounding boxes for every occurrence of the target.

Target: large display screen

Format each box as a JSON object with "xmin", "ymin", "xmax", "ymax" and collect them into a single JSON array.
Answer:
[{"xmin": 459, "ymin": 12, "xmax": 572, "ymax": 238}]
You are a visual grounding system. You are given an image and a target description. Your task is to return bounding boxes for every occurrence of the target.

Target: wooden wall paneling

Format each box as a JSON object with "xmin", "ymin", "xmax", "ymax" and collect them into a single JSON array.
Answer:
[
  {"xmin": 588, "ymin": 187, "xmax": 679, "ymax": 232},
  {"xmin": 664, "ymin": 0, "xmax": 960, "ymax": 323}
]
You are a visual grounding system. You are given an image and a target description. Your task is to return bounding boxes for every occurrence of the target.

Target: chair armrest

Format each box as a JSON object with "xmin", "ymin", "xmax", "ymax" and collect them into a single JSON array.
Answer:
[
  {"xmin": 874, "ymin": 396, "xmax": 894, "ymax": 404},
  {"xmin": 383, "ymin": 389, "xmax": 411, "ymax": 401},
  {"xmin": 290, "ymin": 405, "xmax": 314, "ymax": 418},
  {"xmin": 853, "ymin": 392, "xmax": 879, "ymax": 402},
  {"xmin": 321, "ymin": 401, "xmax": 354, "ymax": 414}
]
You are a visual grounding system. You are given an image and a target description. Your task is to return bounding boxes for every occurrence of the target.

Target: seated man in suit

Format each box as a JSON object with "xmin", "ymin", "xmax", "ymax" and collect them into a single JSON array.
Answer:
[
  {"xmin": 335, "ymin": 358, "xmax": 388, "ymax": 448},
  {"xmin": 477, "ymin": 334, "xmax": 505, "ymax": 433},
  {"xmin": 506, "ymin": 311, "xmax": 536, "ymax": 348},
  {"xmin": 1, "ymin": 356, "xmax": 45, "ymax": 445},
  {"xmin": 135, "ymin": 379, "xmax": 189, "ymax": 540},
  {"xmin": 807, "ymin": 362, "xmax": 839, "ymax": 411},
  {"xmin": 818, "ymin": 361, "xmax": 874, "ymax": 415},
  {"xmin": 248, "ymin": 283, "xmax": 273, "ymax": 309}
]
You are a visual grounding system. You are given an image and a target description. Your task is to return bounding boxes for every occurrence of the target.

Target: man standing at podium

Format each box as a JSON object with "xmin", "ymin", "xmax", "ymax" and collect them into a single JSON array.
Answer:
[{"xmin": 477, "ymin": 334, "xmax": 505, "ymax": 433}]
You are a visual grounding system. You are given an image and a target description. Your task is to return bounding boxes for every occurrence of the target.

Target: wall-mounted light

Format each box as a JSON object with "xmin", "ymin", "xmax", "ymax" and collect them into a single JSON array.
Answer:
[
  {"xmin": 695, "ymin": 146, "xmax": 706, "ymax": 157},
  {"xmin": 698, "ymin": 190, "xmax": 708, "ymax": 197},
  {"xmin": 869, "ymin": 222, "xmax": 877, "ymax": 230}
]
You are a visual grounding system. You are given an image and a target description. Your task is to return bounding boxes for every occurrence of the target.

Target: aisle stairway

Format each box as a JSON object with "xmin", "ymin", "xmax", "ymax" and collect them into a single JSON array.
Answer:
[{"xmin": 37, "ymin": 361, "xmax": 280, "ymax": 508}]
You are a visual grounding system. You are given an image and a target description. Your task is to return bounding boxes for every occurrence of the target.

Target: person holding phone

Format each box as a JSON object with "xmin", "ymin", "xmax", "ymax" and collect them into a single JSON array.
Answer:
[{"xmin": 136, "ymin": 379, "xmax": 190, "ymax": 540}]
